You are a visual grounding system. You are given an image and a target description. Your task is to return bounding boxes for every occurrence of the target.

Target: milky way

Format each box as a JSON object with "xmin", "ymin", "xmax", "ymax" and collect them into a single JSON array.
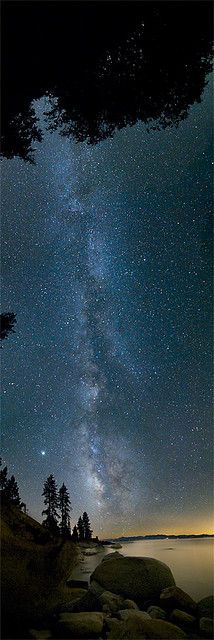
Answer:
[{"xmin": 1, "ymin": 75, "xmax": 213, "ymax": 536}]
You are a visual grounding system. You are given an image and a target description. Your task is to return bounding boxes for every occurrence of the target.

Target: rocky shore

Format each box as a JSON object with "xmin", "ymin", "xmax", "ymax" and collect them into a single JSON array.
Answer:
[{"xmin": 29, "ymin": 551, "xmax": 213, "ymax": 639}]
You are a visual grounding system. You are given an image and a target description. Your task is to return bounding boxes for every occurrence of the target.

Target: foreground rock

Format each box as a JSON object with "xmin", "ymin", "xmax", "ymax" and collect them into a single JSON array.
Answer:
[
  {"xmin": 55, "ymin": 612, "xmax": 104, "ymax": 638},
  {"xmin": 52, "ymin": 553, "xmax": 213, "ymax": 640},
  {"xmin": 29, "ymin": 631, "xmax": 52, "ymax": 639},
  {"xmin": 110, "ymin": 542, "xmax": 123, "ymax": 549},
  {"xmin": 117, "ymin": 609, "xmax": 151, "ymax": 621},
  {"xmin": 160, "ymin": 586, "xmax": 197, "ymax": 613},
  {"xmin": 147, "ymin": 605, "xmax": 166, "ymax": 619},
  {"xmin": 102, "ymin": 551, "xmax": 124, "ymax": 562},
  {"xmin": 170, "ymin": 608, "xmax": 196, "ymax": 630},
  {"xmin": 99, "ymin": 590, "xmax": 124, "ymax": 613},
  {"xmin": 197, "ymin": 595, "xmax": 214, "ymax": 620},
  {"xmin": 199, "ymin": 617, "xmax": 213, "ymax": 638},
  {"xmin": 90, "ymin": 556, "xmax": 175, "ymax": 605},
  {"xmin": 107, "ymin": 612, "xmax": 187, "ymax": 639},
  {"xmin": 66, "ymin": 578, "xmax": 89, "ymax": 589}
]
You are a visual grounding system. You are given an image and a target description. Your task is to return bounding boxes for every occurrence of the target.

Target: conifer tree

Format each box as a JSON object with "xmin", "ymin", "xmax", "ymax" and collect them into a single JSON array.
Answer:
[
  {"xmin": 42, "ymin": 474, "xmax": 59, "ymax": 535},
  {"xmin": 58, "ymin": 482, "xmax": 71, "ymax": 537},
  {"xmin": 0, "ymin": 464, "xmax": 8, "ymax": 491},
  {"xmin": 77, "ymin": 515, "xmax": 84, "ymax": 541},
  {"xmin": 0, "ymin": 312, "xmax": 17, "ymax": 341},
  {"xmin": 4, "ymin": 475, "xmax": 21, "ymax": 506},
  {"xmin": 82, "ymin": 511, "xmax": 93, "ymax": 541},
  {"xmin": 72, "ymin": 524, "xmax": 79, "ymax": 542}
]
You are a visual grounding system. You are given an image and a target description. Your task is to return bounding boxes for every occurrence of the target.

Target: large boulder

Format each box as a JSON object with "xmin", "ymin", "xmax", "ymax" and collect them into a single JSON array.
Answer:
[
  {"xmin": 99, "ymin": 590, "xmax": 124, "ymax": 613},
  {"xmin": 117, "ymin": 610, "xmax": 151, "ymax": 622},
  {"xmin": 90, "ymin": 555, "xmax": 175, "ymax": 604},
  {"xmin": 106, "ymin": 612, "xmax": 187, "ymax": 639},
  {"xmin": 199, "ymin": 617, "xmax": 213, "ymax": 638},
  {"xmin": 102, "ymin": 552, "xmax": 124, "ymax": 562},
  {"xmin": 56, "ymin": 612, "xmax": 104, "ymax": 638},
  {"xmin": 29, "ymin": 631, "xmax": 52, "ymax": 639},
  {"xmin": 147, "ymin": 605, "xmax": 166, "ymax": 619},
  {"xmin": 123, "ymin": 599, "xmax": 139, "ymax": 610},
  {"xmin": 197, "ymin": 595, "xmax": 214, "ymax": 620},
  {"xmin": 170, "ymin": 608, "xmax": 196, "ymax": 630},
  {"xmin": 61, "ymin": 590, "xmax": 102, "ymax": 613},
  {"xmin": 66, "ymin": 578, "xmax": 89, "ymax": 589},
  {"xmin": 160, "ymin": 586, "xmax": 197, "ymax": 613}
]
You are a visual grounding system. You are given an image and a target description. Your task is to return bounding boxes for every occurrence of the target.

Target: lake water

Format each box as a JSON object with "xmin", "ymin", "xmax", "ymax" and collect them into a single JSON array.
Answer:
[
  {"xmin": 121, "ymin": 539, "xmax": 214, "ymax": 601},
  {"xmin": 73, "ymin": 538, "xmax": 214, "ymax": 601}
]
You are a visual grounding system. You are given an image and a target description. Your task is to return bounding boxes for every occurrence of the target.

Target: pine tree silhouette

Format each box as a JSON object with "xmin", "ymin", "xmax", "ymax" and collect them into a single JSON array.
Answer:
[
  {"xmin": 0, "ymin": 313, "xmax": 17, "ymax": 342},
  {"xmin": 42, "ymin": 474, "xmax": 59, "ymax": 535},
  {"xmin": 82, "ymin": 511, "xmax": 93, "ymax": 541},
  {"xmin": 4, "ymin": 475, "xmax": 21, "ymax": 506},
  {"xmin": 72, "ymin": 524, "xmax": 79, "ymax": 542},
  {"xmin": 59, "ymin": 482, "xmax": 71, "ymax": 537},
  {"xmin": 77, "ymin": 516, "xmax": 84, "ymax": 541},
  {"xmin": 0, "ymin": 464, "xmax": 8, "ymax": 491}
]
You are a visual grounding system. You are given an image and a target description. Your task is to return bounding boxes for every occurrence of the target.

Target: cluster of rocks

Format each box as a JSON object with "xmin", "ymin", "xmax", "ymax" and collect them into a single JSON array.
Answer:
[{"xmin": 29, "ymin": 552, "xmax": 213, "ymax": 639}]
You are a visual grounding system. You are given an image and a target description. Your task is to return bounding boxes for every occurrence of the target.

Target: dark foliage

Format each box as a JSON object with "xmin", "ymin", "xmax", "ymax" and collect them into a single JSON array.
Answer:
[
  {"xmin": 0, "ymin": 312, "xmax": 17, "ymax": 341},
  {"xmin": 0, "ymin": 460, "xmax": 22, "ymax": 507},
  {"xmin": 1, "ymin": 2, "xmax": 212, "ymax": 162},
  {"xmin": 58, "ymin": 482, "xmax": 71, "ymax": 537},
  {"xmin": 2, "ymin": 475, "xmax": 21, "ymax": 506},
  {"xmin": 0, "ymin": 465, "xmax": 8, "ymax": 492},
  {"xmin": 71, "ymin": 524, "xmax": 79, "ymax": 542},
  {"xmin": 82, "ymin": 511, "xmax": 93, "ymax": 541},
  {"xmin": 42, "ymin": 474, "xmax": 59, "ymax": 534},
  {"xmin": 77, "ymin": 515, "xmax": 85, "ymax": 542}
]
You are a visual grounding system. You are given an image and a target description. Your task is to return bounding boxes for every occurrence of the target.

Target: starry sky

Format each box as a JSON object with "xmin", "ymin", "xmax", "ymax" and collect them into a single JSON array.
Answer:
[{"xmin": 1, "ymin": 71, "xmax": 213, "ymax": 538}]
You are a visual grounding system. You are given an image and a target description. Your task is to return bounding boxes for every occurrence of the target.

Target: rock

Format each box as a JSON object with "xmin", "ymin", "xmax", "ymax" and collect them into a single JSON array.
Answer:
[
  {"xmin": 99, "ymin": 590, "xmax": 124, "ymax": 613},
  {"xmin": 56, "ymin": 612, "xmax": 104, "ymax": 638},
  {"xmin": 147, "ymin": 605, "xmax": 166, "ymax": 619},
  {"xmin": 170, "ymin": 609, "xmax": 196, "ymax": 629},
  {"xmin": 111, "ymin": 543, "xmax": 123, "ymax": 549},
  {"xmin": 199, "ymin": 617, "xmax": 213, "ymax": 638},
  {"xmin": 105, "ymin": 617, "xmax": 124, "ymax": 638},
  {"xmin": 197, "ymin": 596, "xmax": 214, "ymax": 620},
  {"xmin": 102, "ymin": 604, "xmax": 111, "ymax": 613},
  {"xmin": 123, "ymin": 599, "xmax": 139, "ymax": 610},
  {"xmin": 66, "ymin": 578, "xmax": 89, "ymax": 589},
  {"xmin": 160, "ymin": 586, "xmax": 197, "ymax": 613},
  {"xmin": 107, "ymin": 614, "xmax": 187, "ymax": 638},
  {"xmin": 90, "ymin": 580, "xmax": 106, "ymax": 596},
  {"xmin": 62, "ymin": 589, "xmax": 102, "ymax": 613},
  {"xmin": 102, "ymin": 552, "xmax": 124, "ymax": 562},
  {"xmin": 29, "ymin": 631, "xmax": 52, "ymax": 639},
  {"xmin": 90, "ymin": 556, "xmax": 175, "ymax": 604},
  {"xmin": 117, "ymin": 610, "xmax": 151, "ymax": 622}
]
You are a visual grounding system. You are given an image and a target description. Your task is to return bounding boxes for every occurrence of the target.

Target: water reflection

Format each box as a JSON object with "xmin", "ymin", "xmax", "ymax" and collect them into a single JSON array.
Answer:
[{"xmin": 121, "ymin": 538, "xmax": 214, "ymax": 600}]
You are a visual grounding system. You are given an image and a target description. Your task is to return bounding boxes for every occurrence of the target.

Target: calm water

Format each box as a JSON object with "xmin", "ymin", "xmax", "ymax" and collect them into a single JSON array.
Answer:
[
  {"xmin": 73, "ymin": 539, "xmax": 214, "ymax": 601},
  {"xmin": 121, "ymin": 539, "xmax": 214, "ymax": 601}
]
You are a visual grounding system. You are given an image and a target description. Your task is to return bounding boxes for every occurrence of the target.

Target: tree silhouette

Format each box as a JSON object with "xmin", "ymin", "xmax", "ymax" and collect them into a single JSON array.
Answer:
[
  {"xmin": 82, "ymin": 511, "xmax": 93, "ymax": 541},
  {"xmin": 4, "ymin": 475, "xmax": 21, "ymax": 507},
  {"xmin": 58, "ymin": 482, "xmax": 71, "ymax": 537},
  {"xmin": 42, "ymin": 474, "xmax": 59, "ymax": 535},
  {"xmin": 0, "ymin": 313, "xmax": 17, "ymax": 342},
  {"xmin": 71, "ymin": 524, "xmax": 79, "ymax": 542},
  {"xmin": 1, "ymin": 2, "xmax": 212, "ymax": 162},
  {"xmin": 77, "ymin": 515, "xmax": 84, "ymax": 542},
  {"xmin": 0, "ymin": 464, "xmax": 8, "ymax": 492}
]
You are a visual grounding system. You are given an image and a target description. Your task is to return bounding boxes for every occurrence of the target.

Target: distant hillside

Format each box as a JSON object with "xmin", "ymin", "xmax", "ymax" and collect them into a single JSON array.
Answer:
[
  {"xmin": 1, "ymin": 504, "xmax": 81, "ymax": 638},
  {"xmin": 107, "ymin": 534, "xmax": 214, "ymax": 542}
]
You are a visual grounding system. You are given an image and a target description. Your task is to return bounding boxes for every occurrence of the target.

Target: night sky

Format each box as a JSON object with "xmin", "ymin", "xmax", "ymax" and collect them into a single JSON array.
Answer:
[{"xmin": 1, "ymin": 70, "xmax": 213, "ymax": 538}]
